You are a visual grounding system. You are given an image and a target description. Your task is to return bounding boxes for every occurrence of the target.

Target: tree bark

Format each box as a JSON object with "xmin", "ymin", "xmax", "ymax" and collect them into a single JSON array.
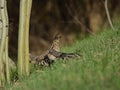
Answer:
[
  {"xmin": 18, "ymin": 0, "xmax": 32, "ymax": 77},
  {"xmin": 18, "ymin": 0, "xmax": 26, "ymax": 76},
  {"xmin": 0, "ymin": 0, "xmax": 9, "ymax": 86},
  {"xmin": 24, "ymin": 0, "xmax": 32, "ymax": 76},
  {"xmin": 4, "ymin": 0, "xmax": 10, "ymax": 84}
]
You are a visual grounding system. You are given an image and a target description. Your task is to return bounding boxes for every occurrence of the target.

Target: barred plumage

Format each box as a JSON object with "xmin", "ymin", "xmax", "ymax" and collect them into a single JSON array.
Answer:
[{"xmin": 29, "ymin": 33, "xmax": 81, "ymax": 67}]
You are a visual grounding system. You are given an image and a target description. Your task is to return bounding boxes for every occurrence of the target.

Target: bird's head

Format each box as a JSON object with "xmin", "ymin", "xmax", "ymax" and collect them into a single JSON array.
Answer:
[{"xmin": 53, "ymin": 33, "xmax": 62, "ymax": 42}]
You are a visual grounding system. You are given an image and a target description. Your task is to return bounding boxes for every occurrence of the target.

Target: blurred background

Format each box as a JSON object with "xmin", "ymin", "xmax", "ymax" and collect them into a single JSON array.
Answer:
[{"xmin": 7, "ymin": 0, "xmax": 120, "ymax": 58}]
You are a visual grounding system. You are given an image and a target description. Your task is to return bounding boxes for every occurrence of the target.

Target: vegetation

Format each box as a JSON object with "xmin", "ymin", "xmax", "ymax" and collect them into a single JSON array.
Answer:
[
  {"xmin": 0, "ymin": 0, "xmax": 120, "ymax": 89},
  {"xmin": 7, "ymin": 28, "xmax": 120, "ymax": 90}
]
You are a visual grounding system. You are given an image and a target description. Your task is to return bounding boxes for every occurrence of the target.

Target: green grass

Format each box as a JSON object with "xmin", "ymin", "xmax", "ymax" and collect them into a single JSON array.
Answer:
[{"xmin": 7, "ymin": 29, "xmax": 120, "ymax": 90}]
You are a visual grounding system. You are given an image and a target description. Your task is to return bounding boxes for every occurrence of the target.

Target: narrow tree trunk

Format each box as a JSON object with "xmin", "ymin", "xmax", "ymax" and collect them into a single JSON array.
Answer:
[
  {"xmin": 0, "ymin": 10, "xmax": 3, "ymax": 87},
  {"xmin": 0, "ymin": 0, "xmax": 9, "ymax": 86},
  {"xmin": 5, "ymin": 37, "xmax": 10, "ymax": 84},
  {"xmin": 18, "ymin": 0, "xmax": 26, "ymax": 77},
  {"xmin": 4, "ymin": 0, "xmax": 10, "ymax": 84},
  {"xmin": 18, "ymin": 0, "xmax": 32, "ymax": 77},
  {"xmin": 24, "ymin": 0, "xmax": 32, "ymax": 76}
]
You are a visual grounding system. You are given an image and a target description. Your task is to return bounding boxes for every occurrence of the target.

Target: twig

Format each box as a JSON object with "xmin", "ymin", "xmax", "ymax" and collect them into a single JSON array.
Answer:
[
  {"xmin": 66, "ymin": 3, "xmax": 95, "ymax": 35},
  {"xmin": 73, "ymin": 17, "xmax": 95, "ymax": 35},
  {"xmin": 104, "ymin": 0, "xmax": 115, "ymax": 30}
]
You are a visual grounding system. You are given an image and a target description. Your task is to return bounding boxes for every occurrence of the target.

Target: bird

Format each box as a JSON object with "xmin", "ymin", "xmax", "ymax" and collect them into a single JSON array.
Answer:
[
  {"xmin": 49, "ymin": 49, "xmax": 81, "ymax": 60},
  {"xmin": 29, "ymin": 33, "xmax": 81, "ymax": 67},
  {"xmin": 29, "ymin": 33, "xmax": 61, "ymax": 66},
  {"xmin": 47, "ymin": 33, "xmax": 80, "ymax": 61},
  {"xmin": 47, "ymin": 33, "xmax": 61, "ymax": 61}
]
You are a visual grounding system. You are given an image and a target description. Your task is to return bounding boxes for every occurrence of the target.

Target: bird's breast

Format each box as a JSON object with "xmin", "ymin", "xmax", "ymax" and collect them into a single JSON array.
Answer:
[{"xmin": 48, "ymin": 54, "xmax": 57, "ymax": 61}]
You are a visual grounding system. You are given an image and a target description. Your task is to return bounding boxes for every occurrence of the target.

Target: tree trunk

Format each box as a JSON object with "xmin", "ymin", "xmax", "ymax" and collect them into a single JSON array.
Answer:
[
  {"xmin": 24, "ymin": 0, "xmax": 32, "ymax": 76},
  {"xmin": 0, "ymin": 0, "xmax": 9, "ymax": 86},
  {"xmin": 18, "ymin": 0, "xmax": 26, "ymax": 77},
  {"xmin": 18, "ymin": 0, "xmax": 32, "ymax": 77},
  {"xmin": 4, "ymin": 0, "xmax": 10, "ymax": 84}
]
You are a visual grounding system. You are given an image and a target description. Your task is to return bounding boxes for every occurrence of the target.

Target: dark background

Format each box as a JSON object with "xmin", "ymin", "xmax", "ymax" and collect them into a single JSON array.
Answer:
[{"xmin": 7, "ymin": 0, "xmax": 120, "ymax": 58}]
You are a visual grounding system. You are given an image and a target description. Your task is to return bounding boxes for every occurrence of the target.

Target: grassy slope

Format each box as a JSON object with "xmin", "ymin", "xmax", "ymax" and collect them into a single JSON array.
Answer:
[{"xmin": 8, "ymin": 29, "xmax": 120, "ymax": 90}]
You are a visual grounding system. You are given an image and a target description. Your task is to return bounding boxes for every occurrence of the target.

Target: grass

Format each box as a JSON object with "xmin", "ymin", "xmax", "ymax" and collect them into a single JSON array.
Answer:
[{"xmin": 7, "ymin": 29, "xmax": 120, "ymax": 90}]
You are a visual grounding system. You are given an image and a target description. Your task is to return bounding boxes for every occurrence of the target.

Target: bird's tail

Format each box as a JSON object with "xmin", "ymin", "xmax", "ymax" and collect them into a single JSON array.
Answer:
[{"xmin": 60, "ymin": 53, "xmax": 81, "ymax": 60}]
